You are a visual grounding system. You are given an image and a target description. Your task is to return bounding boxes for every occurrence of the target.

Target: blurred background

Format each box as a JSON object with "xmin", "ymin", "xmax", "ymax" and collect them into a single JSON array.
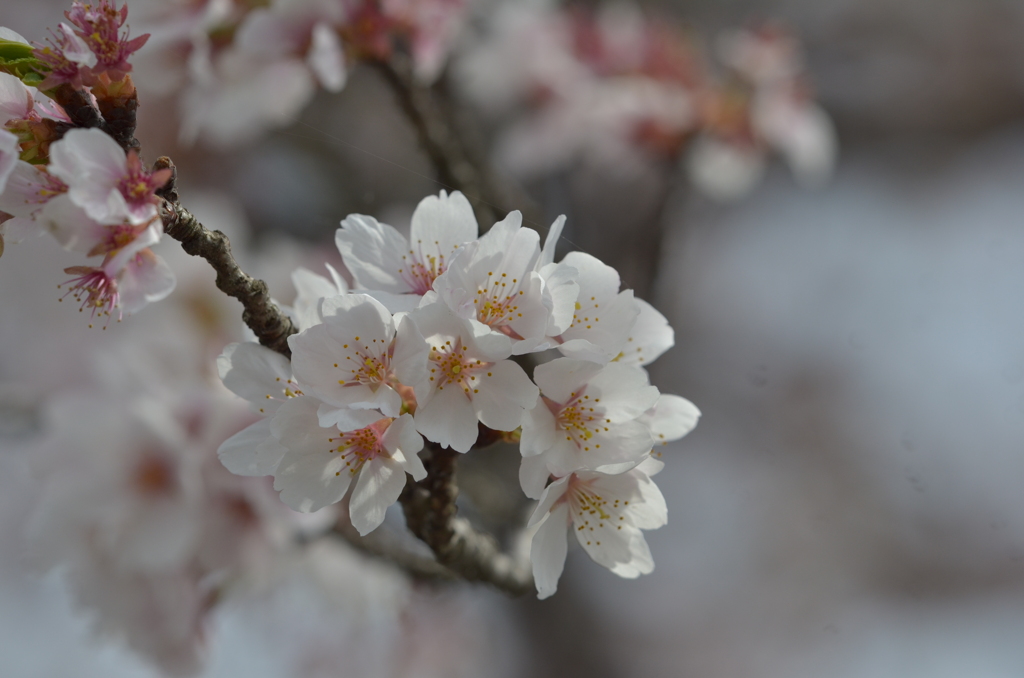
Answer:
[{"xmin": 6, "ymin": 0, "xmax": 1024, "ymax": 676}]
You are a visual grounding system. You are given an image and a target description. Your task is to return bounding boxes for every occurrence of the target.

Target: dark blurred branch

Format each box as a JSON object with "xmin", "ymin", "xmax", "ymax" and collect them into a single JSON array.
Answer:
[
  {"xmin": 155, "ymin": 157, "xmax": 298, "ymax": 357},
  {"xmin": 372, "ymin": 55, "xmax": 545, "ymax": 231}
]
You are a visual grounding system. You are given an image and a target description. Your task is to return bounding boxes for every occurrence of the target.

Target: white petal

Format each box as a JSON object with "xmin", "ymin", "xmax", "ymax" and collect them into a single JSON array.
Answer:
[
  {"xmin": 413, "ymin": 383, "xmax": 478, "ymax": 453},
  {"xmin": 528, "ymin": 475, "xmax": 571, "ymax": 528},
  {"xmin": 391, "ymin": 314, "xmax": 428, "ymax": 387},
  {"xmin": 290, "ymin": 265, "xmax": 342, "ymax": 331},
  {"xmin": 614, "ymin": 298, "xmax": 674, "ymax": 367},
  {"xmin": 538, "ymin": 214, "xmax": 566, "ymax": 269},
  {"xmin": 48, "ymin": 129, "xmax": 131, "ymax": 224},
  {"xmin": 117, "ymin": 250, "xmax": 176, "ymax": 313},
  {"xmin": 519, "ymin": 453, "xmax": 551, "ymax": 499},
  {"xmin": 0, "ymin": 128, "xmax": 16, "ymax": 194},
  {"xmin": 273, "ymin": 446, "xmax": 353, "ymax": 513},
  {"xmin": 217, "ymin": 418, "xmax": 287, "ymax": 476},
  {"xmin": 531, "ymin": 503, "xmax": 569, "ymax": 600},
  {"xmin": 532, "ymin": 358, "xmax": 603, "ymax": 405},
  {"xmin": 587, "ymin": 364, "xmax": 660, "ymax": 422},
  {"xmin": 217, "ymin": 341, "xmax": 294, "ymax": 412},
  {"xmin": 335, "ymin": 213, "xmax": 411, "ymax": 293},
  {"xmin": 0, "ymin": 73, "xmax": 32, "ymax": 124},
  {"xmin": 540, "ymin": 261, "xmax": 580, "ymax": 336},
  {"xmin": 307, "ymin": 22, "xmax": 346, "ymax": 92},
  {"xmin": 316, "ymin": 405, "xmax": 383, "ymax": 431},
  {"xmin": 349, "ymin": 456, "xmax": 405, "ymax": 535},
  {"xmin": 520, "ymin": 400, "xmax": 558, "ymax": 458},
  {"xmin": 608, "ymin": 532, "xmax": 655, "ymax": 578},
  {"xmin": 642, "ymin": 394, "xmax": 701, "ymax": 445},
  {"xmin": 409, "ymin": 190, "xmax": 478, "ymax": 254},
  {"xmin": 471, "ymin": 360, "xmax": 539, "ymax": 431}
]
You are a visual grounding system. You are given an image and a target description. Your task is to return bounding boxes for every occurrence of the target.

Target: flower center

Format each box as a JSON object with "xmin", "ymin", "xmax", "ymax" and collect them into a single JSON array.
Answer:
[
  {"xmin": 427, "ymin": 338, "xmax": 488, "ymax": 396},
  {"xmin": 397, "ymin": 240, "xmax": 458, "ymax": 295},
  {"xmin": 327, "ymin": 418, "xmax": 392, "ymax": 477},
  {"xmin": 473, "ymin": 270, "xmax": 526, "ymax": 328},
  {"xmin": 59, "ymin": 265, "xmax": 119, "ymax": 326},
  {"xmin": 551, "ymin": 389, "xmax": 608, "ymax": 452}
]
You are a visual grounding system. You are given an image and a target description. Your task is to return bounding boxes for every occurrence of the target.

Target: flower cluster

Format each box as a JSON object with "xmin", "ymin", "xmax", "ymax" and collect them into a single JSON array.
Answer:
[
  {"xmin": 0, "ymin": 12, "xmax": 174, "ymax": 322},
  {"xmin": 218, "ymin": 190, "xmax": 700, "ymax": 598},
  {"xmin": 460, "ymin": 2, "xmax": 836, "ymax": 200},
  {"xmin": 128, "ymin": 0, "xmax": 470, "ymax": 145}
]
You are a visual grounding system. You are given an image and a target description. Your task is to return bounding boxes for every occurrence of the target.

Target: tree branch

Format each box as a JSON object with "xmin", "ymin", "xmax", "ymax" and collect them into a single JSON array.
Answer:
[
  {"xmin": 155, "ymin": 157, "xmax": 297, "ymax": 357},
  {"xmin": 371, "ymin": 56, "xmax": 500, "ymax": 228},
  {"xmin": 400, "ymin": 442, "xmax": 534, "ymax": 596}
]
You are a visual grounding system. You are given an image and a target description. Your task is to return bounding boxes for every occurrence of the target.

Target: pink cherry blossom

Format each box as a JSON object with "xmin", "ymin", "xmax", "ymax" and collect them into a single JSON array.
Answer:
[{"xmin": 47, "ymin": 128, "xmax": 171, "ymax": 226}]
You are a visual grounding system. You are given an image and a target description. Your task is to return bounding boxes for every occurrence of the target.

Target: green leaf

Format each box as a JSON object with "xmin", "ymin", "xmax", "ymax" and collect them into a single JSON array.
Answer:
[{"xmin": 0, "ymin": 40, "xmax": 47, "ymax": 83}]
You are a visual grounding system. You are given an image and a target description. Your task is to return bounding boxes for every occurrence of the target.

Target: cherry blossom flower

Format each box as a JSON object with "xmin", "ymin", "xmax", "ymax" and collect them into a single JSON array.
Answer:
[
  {"xmin": 46, "ymin": 209, "xmax": 176, "ymax": 319},
  {"xmin": 432, "ymin": 209, "xmax": 553, "ymax": 355},
  {"xmin": 409, "ymin": 300, "xmax": 539, "ymax": 453},
  {"xmin": 0, "ymin": 159, "xmax": 66, "ymax": 217},
  {"xmin": 270, "ymin": 397, "xmax": 425, "ymax": 533},
  {"xmin": 552, "ymin": 251, "xmax": 639, "ymax": 363},
  {"xmin": 47, "ymin": 128, "xmax": 171, "ymax": 226},
  {"xmin": 63, "ymin": 0, "xmax": 150, "ymax": 81},
  {"xmin": 33, "ymin": 22, "xmax": 96, "ymax": 89},
  {"xmin": 528, "ymin": 465, "xmax": 667, "ymax": 599},
  {"xmin": 288, "ymin": 293, "xmax": 427, "ymax": 429},
  {"xmin": 336, "ymin": 189, "xmax": 478, "ymax": 297},
  {"xmin": 519, "ymin": 358, "xmax": 658, "ymax": 498},
  {"xmin": 215, "ymin": 340, "xmax": 305, "ymax": 478}
]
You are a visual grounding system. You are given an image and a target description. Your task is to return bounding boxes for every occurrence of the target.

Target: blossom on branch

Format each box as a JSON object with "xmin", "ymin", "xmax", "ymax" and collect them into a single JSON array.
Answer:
[{"xmin": 528, "ymin": 465, "xmax": 667, "ymax": 599}]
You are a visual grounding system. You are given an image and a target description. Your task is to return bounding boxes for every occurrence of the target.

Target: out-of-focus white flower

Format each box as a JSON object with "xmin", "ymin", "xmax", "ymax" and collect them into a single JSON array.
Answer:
[
  {"xmin": 179, "ymin": 42, "xmax": 316, "ymax": 147},
  {"xmin": 47, "ymin": 128, "xmax": 172, "ymax": 226},
  {"xmin": 528, "ymin": 465, "xmax": 667, "ymax": 599},
  {"xmin": 336, "ymin": 189, "xmax": 478, "ymax": 297},
  {"xmin": 289, "ymin": 293, "xmax": 426, "ymax": 428},
  {"xmin": 520, "ymin": 358, "xmax": 658, "ymax": 497},
  {"xmin": 409, "ymin": 300, "xmax": 538, "ymax": 452}
]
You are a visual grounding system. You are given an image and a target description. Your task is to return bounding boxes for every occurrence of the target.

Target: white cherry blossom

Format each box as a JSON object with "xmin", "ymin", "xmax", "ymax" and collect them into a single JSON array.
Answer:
[
  {"xmin": 520, "ymin": 358, "xmax": 658, "ymax": 497},
  {"xmin": 271, "ymin": 397, "xmax": 425, "ymax": 533},
  {"xmin": 335, "ymin": 189, "xmax": 477, "ymax": 296},
  {"xmin": 288, "ymin": 293, "xmax": 427, "ymax": 429},
  {"xmin": 409, "ymin": 301, "xmax": 539, "ymax": 453},
  {"xmin": 535, "ymin": 215, "xmax": 580, "ymax": 339},
  {"xmin": 553, "ymin": 251, "xmax": 639, "ymax": 363},
  {"xmin": 432, "ymin": 210, "xmax": 552, "ymax": 355},
  {"xmin": 528, "ymin": 465, "xmax": 668, "ymax": 599}
]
